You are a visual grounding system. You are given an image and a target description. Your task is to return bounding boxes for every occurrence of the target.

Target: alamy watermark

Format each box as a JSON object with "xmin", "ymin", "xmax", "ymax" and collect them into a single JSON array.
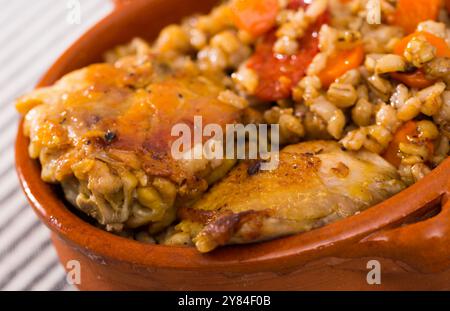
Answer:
[
  {"xmin": 66, "ymin": 0, "xmax": 81, "ymax": 25},
  {"xmin": 366, "ymin": 259, "xmax": 381, "ymax": 285},
  {"xmin": 366, "ymin": 0, "xmax": 381, "ymax": 25},
  {"xmin": 66, "ymin": 259, "xmax": 81, "ymax": 285},
  {"xmin": 171, "ymin": 116, "xmax": 280, "ymax": 171}
]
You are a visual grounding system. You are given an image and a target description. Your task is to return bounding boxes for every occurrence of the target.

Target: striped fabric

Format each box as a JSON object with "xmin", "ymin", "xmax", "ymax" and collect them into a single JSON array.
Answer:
[{"xmin": 0, "ymin": 0, "xmax": 112, "ymax": 291}]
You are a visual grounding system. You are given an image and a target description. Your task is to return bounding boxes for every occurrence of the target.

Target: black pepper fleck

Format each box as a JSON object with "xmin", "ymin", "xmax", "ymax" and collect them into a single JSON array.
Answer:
[
  {"xmin": 403, "ymin": 64, "xmax": 418, "ymax": 74},
  {"xmin": 247, "ymin": 161, "xmax": 261, "ymax": 176},
  {"xmin": 104, "ymin": 131, "xmax": 117, "ymax": 143}
]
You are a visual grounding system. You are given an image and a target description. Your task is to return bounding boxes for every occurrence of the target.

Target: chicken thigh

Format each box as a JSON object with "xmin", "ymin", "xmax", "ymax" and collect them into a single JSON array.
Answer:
[{"xmin": 176, "ymin": 141, "xmax": 405, "ymax": 252}]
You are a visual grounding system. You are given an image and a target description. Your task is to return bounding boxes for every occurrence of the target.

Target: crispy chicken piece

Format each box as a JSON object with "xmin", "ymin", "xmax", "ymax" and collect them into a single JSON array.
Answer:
[
  {"xmin": 176, "ymin": 141, "xmax": 406, "ymax": 252},
  {"xmin": 17, "ymin": 55, "xmax": 242, "ymax": 231}
]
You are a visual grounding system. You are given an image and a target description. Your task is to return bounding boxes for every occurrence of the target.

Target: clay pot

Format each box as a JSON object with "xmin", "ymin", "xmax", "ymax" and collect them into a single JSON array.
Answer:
[{"xmin": 15, "ymin": 0, "xmax": 450, "ymax": 290}]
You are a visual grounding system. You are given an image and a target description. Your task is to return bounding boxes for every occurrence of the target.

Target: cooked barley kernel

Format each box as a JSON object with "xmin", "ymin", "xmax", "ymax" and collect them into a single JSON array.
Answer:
[
  {"xmin": 375, "ymin": 54, "xmax": 406, "ymax": 74},
  {"xmin": 197, "ymin": 47, "xmax": 227, "ymax": 71},
  {"xmin": 340, "ymin": 128, "xmax": 367, "ymax": 150},
  {"xmin": 327, "ymin": 83, "xmax": 358, "ymax": 108},
  {"xmin": 417, "ymin": 21, "xmax": 447, "ymax": 39},
  {"xmin": 210, "ymin": 31, "xmax": 240, "ymax": 54},
  {"xmin": 352, "ymin": 98, "xmax": 373, "ymax": 126},
  {"xmin": 279, "ymin": 114, "xmax": 305, "ymax": 137},
  {"xmin": 298, "ymin": 76, "xmax": 322, "ymax": 105},
  {"xmin": 218, "ymin": 90, "xmax": 249, "ymax": 109},
  {"xmin": 367, "ymin": 74, "xmax": 393, "ymax": 96},
  {"xmin": 188, "ymin": 28, "xmax": 206, "ymax": 49},
  {"xmin": 397, "ymin": 97, "xmax": 421, "ymax": 121},
  {"xmin": 365, "ymin": 54, "xmax": 384, "ymax": 72},
  {"xmin": 416, "ymin": 120, "xmax": 439, "ymax": 140},
  {"xmin": 390, "ymin": 84, "xmax": 409, "ymax": 109},
  {"xmin": 356, "ymin": 84, "xmax": 369, "ymax": 100},
  {"xmin": 399, "ymin": 142, "xmax": 429, "ymax": 159},
  {"xmin": 274, "ymin": 36, "xmax": 299, "ymax": 55},
  {"xmin": 421, "ymin": 92, "xmax": 443, "ymax": 116},
  {"xmin": 433, "ymin": 91, "xmax": 450, "ymax": 124},
  {"xmin": 410, "ymin": 163, "xmax": 431, "ymax": 181},
  {"xmin": 404, "ymin": 35, "xmax": 436, "ymax": 68},
  {"xmin": 336, "ymin": 69, "xmax": 361, "ymax": 86},
  {"xmin": 336, "ymin": 30, "xmax": 361, "ymax": 49},
  {"xmin": 155, "ymin": 25, "xmax": 190, "ymax": 53},
  {"xmin": 401, "ymin": 155, "xmax": 424, "ymax": 166},
  {"xmin": 417, "ymin": 82, "xmax": 446, "ymax": 112},
  {"xmin": 363, "ymin": 138, "xmax": 384, "ymax": 154},
  {"xmin": 367, "ymin": 125, "xmax": 393, "ymax": 147},
  {"xmin": 311, "ymin": 96, "xmax": 346, "ymax": 139},
  {"xmin": 307, "ymin": 52, "xmax": 328, "ymax": 76},
  {"xmin": 376, "ymin": 103, "xmax": 400, "ymax": 132},
  {"xmin": 305, "ymin": 0, "xmax": 328, "ymax": 20},
  {"xmin": 432, "ymin": 136, "xmax": 450, "ymax": 164},
  {"xmin": 232, "ymin": 65, "xmax": 258, "ymax": 94}
]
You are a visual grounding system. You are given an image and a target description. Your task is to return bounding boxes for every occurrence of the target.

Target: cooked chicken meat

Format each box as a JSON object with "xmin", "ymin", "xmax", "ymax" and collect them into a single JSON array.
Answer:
[
  {"xmin": 17, "ymin": 55, "xmax": 243, "ymax": 232},
  {"xmin": 175, "ymin": 141, "xmax": 406, "ymax": 252}
]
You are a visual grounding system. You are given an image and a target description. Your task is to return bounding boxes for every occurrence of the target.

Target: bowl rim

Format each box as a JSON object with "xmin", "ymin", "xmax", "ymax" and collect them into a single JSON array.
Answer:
[{"xmin": 14, "ymin": 0, "xmax": 450, "ymax": 272}]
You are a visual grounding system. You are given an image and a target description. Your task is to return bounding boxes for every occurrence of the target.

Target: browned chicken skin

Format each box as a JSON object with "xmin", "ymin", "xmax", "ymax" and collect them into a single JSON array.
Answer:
[
  {"xmin": 17, "ymin": 55, "xmax": 243, "ymax": 231},
  {"xmin": 176, "ymin": 141, "xmax": 405, "ymax": 252}
]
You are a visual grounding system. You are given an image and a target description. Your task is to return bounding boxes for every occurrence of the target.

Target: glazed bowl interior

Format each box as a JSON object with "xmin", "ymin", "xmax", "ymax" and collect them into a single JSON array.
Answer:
[{"xmin": 15, "ymin": 0, "xmax": 450, "ymax": 273}]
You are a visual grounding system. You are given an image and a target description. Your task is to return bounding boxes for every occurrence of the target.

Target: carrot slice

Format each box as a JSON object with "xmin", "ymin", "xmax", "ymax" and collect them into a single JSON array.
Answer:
[
  {"xmin": 317, "ymin": 45, "xmax": 365, "ymax": 88},
  {"xmin": 394, "ymin": 31, "xmax": 450, "ymax": 58},
  {"xmin": 392, "ymin": 0, "xmax": 442, "ymax": 34},
  {"xmin": 383, "ymin": 121, "xmax": 416, "ymax": 167},
  {"xmin": 382, "ymin": 121, "xmax": 434, "ymax": 167},
  {"xmin": 390, "ymin": 70, "xmax": 435, "ymax": 89},
  {"xmin": 230, "ymin": 0, "xmax": 279, "ymax": 37},
  {"xmin": 391, "ymin": 31, "xmax": 449, "ymax": 88}
]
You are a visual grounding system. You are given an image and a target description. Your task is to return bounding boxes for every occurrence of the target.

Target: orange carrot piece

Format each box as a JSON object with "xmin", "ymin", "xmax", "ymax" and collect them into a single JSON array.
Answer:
[
  {"xmin": 392, "ymin": 0, "xmax": 442, "ymax": 34},
  {"xmin": 391, "ymin": 31, "xmax": 449, "ymax": 88},
  {"xmin": 230, "ymin": 0, "xmax": 279, "ymax": 37},
  {"xmin": 383, "ymin": 121, "xmax": 417, "ymax": 167},
  {"xmin": 317, "ymin": 45, "xmax": 365, "ymax": 88},
  {"xmin": 383, "ymin": 121, "xmax": 434, "ymax": 167},
  {"xmin": 394, "ymin": 31, "xmax": 450, "ymax": 58},
  {"xmin": 390, "ymin": 70, "xmax": 435, "ymax": 89}
]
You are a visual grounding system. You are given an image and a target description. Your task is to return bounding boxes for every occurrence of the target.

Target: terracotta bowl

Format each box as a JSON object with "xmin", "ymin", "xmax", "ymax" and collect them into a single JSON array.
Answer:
[{"xmin": 15, "ymin": 0, "xmax": 450, "ymax": 290}]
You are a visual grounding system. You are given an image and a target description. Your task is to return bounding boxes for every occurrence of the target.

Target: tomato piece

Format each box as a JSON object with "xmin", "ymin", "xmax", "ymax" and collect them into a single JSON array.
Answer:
[
  {"xmin": 316, "ymin": 45, "xmax": 365, "ymax": 88},
  {"xmin": 382, "ymin": 121, "xmax": 434, "ymax": 167},
  {"xmin": 392, "ymin": 0, "xmax": 441, "ymax": 34},
  {"xmin": 394, "ymin": 31, "xmax": 450, "ymax": 58},
  {"xmin": 247, "ymin": 32, "xmax": 318, "ymax": 101},
  {"xmin": 287, "ymin": 0, "xmax": 309, "ymax": 10},
  {"xmin": 247, "ymin": 5, "xmax": 329, "ymax": 101},
  {"xmin": 230, "ymin": 0, "xmax": 279, "ymax": 37},
  {"xmin": 390, "ymin": 70, "xmax": 435, "ymax": 89}
]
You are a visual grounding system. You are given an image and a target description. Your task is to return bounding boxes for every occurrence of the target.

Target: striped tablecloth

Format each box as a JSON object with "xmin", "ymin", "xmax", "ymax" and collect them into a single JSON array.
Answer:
[{"xmin": 0, "ymin": 0, "xmax": 112, "ymax": 291}]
